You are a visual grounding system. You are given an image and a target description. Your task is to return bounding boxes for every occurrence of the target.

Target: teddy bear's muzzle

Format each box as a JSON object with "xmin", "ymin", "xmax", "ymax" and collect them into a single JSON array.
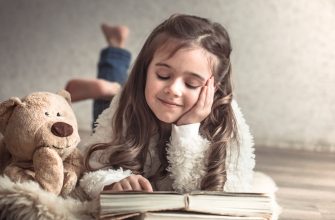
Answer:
[{"xmin": 51, "ymin": 122, "xmax": 73, "ymax": 137}]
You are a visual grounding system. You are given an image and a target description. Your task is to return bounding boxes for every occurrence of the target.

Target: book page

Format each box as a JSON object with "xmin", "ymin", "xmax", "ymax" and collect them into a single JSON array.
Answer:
[{"xmin": 139, "ymin": 211, "xmax": 267, "ymax": 220}]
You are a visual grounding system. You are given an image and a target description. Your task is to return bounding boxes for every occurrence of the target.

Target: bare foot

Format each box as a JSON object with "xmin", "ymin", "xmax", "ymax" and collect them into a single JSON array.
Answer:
[
  {"xmin": 101, "ymin": 24, "xmax": 129, "ymax": 48},
  {"xmin": 65, "ymin": 78, "xmax": 121, "ymax": 102}
]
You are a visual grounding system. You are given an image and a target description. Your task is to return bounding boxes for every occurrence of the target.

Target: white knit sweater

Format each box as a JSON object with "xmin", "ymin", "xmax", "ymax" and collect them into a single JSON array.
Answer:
[{"xmin": 80, "ymin": 95, "xmax": 255, "ymax": 199}]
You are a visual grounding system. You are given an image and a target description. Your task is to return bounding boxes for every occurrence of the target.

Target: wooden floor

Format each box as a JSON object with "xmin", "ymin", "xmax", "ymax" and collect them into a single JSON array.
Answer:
[{"xmin": 255, "ymin": 147, "xmax": 335, "ymax": 220}]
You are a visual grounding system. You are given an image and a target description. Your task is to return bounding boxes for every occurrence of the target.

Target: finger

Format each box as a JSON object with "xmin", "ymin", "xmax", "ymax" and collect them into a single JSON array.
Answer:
[
  {"xmin": 129, "ymin": 179, "xmax": 142, "ymax": 191},
  {"xmin": 120, "ymin": 180, "xmax": 133, "ymax": 191},
  {"xmin": 111, "ymin": 182, "xmax": 124, "ymax": 192},
  {"xmin": 103, "ymin": 183, "xmax": 115, "ymax": 191},
  {"xmin": 138, "ymin": 177, "xmax": 153, "ymax": 192},
  {"xmin": 210, "ymin": 75, "xmax": 215, "ymax": 89},
  {"xmin": 205, "ymin": 77, "xmax": 215, "ymax": 107},
  {"xmin": 197, "ymin": 85, "xmax": 208, "ymax": 108}
]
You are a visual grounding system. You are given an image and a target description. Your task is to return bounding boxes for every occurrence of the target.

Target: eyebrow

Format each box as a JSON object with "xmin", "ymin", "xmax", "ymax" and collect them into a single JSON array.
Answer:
[{"xmin": 155, "ymin": 62, "xmax": 206, "ymax": 82}]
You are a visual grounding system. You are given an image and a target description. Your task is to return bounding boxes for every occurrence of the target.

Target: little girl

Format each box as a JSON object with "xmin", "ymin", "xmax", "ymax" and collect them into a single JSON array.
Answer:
[{"xmin": 80, "ymin": 14, "xmax": 255, "ymax": 199}]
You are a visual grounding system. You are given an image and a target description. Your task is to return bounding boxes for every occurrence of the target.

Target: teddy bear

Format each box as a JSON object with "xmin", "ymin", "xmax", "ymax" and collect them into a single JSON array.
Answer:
[{"xmin": 0, "ymin": 90, "xmax": 84, "ymax": 196}]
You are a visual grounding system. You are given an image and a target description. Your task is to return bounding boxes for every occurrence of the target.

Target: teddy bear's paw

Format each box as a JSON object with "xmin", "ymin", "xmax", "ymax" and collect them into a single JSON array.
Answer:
[{"xmin": 34, "ymin": 147, "xmax": 64, "ymax": 195}]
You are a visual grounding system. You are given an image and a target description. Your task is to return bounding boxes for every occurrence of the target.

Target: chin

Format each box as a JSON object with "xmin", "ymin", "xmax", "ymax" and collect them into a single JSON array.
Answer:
[
  {"xmin": 158, "ymin": 118, "xmax": 175, "ymax": 124},
  {"xmin": 155, "ymin": 114, "xmax": 177, "ymax": 124}
]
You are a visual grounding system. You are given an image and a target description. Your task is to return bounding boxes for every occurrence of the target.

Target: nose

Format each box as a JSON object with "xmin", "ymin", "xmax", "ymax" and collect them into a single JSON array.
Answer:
[
  {"xmin": 164, "ymin": 80, "xmax": 182, "ymax": 97},
  {"xmin": 51, "ymin": 122, "xmax": 73, "ymax": 137}
]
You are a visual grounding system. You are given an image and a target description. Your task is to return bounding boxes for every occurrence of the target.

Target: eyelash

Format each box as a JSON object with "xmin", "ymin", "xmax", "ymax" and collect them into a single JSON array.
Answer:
[
  {"xmin": 157, "ymin": 74, "xmax": 170, "ymax": 80},
  {"xmin": 156, "ymin": 73, "xmax": 200, "ymax": 90},
  {"xmin": 185, "ymin": 84, "xmax": 199, "ymax": 90}
]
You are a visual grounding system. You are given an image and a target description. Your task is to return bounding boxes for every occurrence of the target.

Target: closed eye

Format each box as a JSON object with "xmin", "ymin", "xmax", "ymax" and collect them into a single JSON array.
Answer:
[
  {"xmin": 186, "ymin": 84, "xmax": 201, "ymax": 89},
  {"xmin": 156, "ymin": 74, "xmax": 170, "ymax": 80},
  {"xmin": 185, "ymin": 79, "xmax": 203, "ymax": 90}
]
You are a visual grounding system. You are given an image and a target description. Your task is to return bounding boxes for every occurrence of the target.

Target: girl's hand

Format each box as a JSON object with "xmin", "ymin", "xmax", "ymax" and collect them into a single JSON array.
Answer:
[
  {"xmin": 176, "ymin": 76, "xmax": 215, "ymax": 126},
  {"xmin": 103, "ymin": 175, "xmax": 153, "ymax": 192}
]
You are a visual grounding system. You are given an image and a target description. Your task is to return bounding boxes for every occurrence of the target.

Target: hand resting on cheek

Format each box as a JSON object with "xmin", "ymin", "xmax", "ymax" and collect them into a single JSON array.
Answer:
[{"xmin": 175, "ymin": 76, "xmax": 215, "ymax": 126}]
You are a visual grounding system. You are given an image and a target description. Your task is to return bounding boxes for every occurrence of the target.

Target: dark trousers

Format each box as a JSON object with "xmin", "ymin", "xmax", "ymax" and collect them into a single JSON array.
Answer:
[{"xmin": 93, "ymin": 47, "xmax": 131, "ymax": 123}]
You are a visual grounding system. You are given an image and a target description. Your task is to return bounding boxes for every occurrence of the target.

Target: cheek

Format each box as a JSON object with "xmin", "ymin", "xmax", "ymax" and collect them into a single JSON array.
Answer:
[
  {"xmin": 145, "ymin": 74, "xmax": 158, "ymax": 103},
  {"xmin": 184, "ymin": 90, "xmax": 201, "ymax": 110},
  {"xmin": 144, "ymin": 79, "xmax": 152, "ymax": 104}
]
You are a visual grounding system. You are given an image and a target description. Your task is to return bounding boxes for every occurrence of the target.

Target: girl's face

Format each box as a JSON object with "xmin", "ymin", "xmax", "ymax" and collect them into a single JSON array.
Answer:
[{"xmin": 145, "ymin": 44, "xmax": 215, "ymax": 124}]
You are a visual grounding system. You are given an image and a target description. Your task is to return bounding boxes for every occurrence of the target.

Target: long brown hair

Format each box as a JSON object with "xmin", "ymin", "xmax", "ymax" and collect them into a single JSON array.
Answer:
[{"xmin": 85, "ymin": 14, "xmax": 238, "ymax": 191}]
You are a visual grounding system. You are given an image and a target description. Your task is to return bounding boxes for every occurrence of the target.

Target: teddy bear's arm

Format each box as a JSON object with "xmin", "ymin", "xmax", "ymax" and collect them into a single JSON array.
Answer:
[
  {"xmin": 61, "ymin": 148, "xmax": 84, "ymax": 195},
  {"xmin": 33, "ymin": 147, "xmax": 64, "ymax": 195}
]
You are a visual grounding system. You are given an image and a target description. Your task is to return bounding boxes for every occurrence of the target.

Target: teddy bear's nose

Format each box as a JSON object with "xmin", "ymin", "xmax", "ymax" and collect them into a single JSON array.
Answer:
[{"xmin": 51, "ymin": 122, "xmax": 73, "ymax": 137}]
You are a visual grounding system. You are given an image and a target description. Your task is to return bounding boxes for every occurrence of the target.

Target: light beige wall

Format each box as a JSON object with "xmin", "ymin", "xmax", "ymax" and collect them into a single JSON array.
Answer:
[{"xmin": 1, "ymin": 0, "xmax": 335, "ymax": 151}]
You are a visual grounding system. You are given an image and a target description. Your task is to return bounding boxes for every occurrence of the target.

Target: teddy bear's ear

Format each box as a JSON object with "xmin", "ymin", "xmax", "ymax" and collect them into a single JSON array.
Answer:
[
  {"xmin": 57, "ymin": 90, "xmax": 71, "ymax": 104},
  {"xmin": 0, "ymin": 97, "xmax": 22, "ymax": 133}
]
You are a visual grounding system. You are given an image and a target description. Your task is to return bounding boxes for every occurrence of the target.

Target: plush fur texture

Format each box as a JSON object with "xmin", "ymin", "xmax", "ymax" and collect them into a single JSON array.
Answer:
[
  {"xmin": 0, "ymin": 91, "xmax": 84, "ymax": 196},
  {"xmin": 0, "ymin": 176, "xmax": 97, "ymax": 220},
  {"xmin": 80, "ymin": 168, "xmax": 132, "ymax": 199},
  {"xmin": 167, "ymin": 124, "xmax": 210, "ymax": 192}
]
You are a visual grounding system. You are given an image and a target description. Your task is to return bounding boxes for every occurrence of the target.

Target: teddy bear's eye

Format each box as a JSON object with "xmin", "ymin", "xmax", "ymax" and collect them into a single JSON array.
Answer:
[
  {"xmin": 45, "ymin": 112, "xmax": 49, "ymax": 116},
  {"xmin": 57, "ymin": 112, "xmax": 61, "ymax": 117}
]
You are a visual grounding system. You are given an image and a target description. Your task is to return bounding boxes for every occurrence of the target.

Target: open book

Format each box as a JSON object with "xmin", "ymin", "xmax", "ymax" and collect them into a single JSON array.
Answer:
[{"xmin": 99, "ymin": 191, "xmax": 277, "ymax": 220}]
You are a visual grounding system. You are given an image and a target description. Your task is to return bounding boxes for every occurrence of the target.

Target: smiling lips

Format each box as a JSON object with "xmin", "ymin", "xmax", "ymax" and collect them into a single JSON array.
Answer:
[{"xmin": 158, "ymin": 98, "xmax": 182, "ymax": 107}]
